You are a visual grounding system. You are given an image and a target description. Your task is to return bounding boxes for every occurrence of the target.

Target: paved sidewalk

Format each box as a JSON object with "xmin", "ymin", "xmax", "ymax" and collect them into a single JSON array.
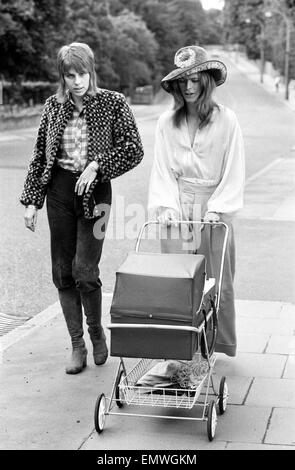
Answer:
[{"xmin": 0, "ymin": 295, "xmax": 294, "ymax": 450}]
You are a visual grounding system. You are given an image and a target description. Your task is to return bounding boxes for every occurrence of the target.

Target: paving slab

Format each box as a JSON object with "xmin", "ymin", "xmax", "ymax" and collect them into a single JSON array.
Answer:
[
  {"xmin": 246, "ymin": 378, "xmax": 295, "ymax": 408},
  {"xmin": 272, "ymin": 196, "xmax": 295, "ymax": 221},
  {"xmin": 279, "ymin": 303, "xmax": 295, "ymax": 321},
  {"xmin": 283, "ymin": 356, "xmax": 295, "ymax": 379},
  {"xmin": 235, "ymin": 300, "xmax": 283, "ymax": 319},
  {"xmin": 213, "ymin": 373, "xmax": 252, "ymax": 405},
  {"xmin": 206, "ymin": 405, "xmax": 271, "ymax": 444},
  {"xmin": 226, "ymin": 442, "xmax": 294, "ymax": 450},
  {"xmin": 236, "ymin": 316, "xmax": 295, "ymax": 336},
  {"xmin": 264, "ymin": 408, "xmax": 295, "ymax": 445},
  {"xmin": 80, "ymin": 411, "xmax": 228, "ymax": 450},
  {"xmin": 214, "ymin": 353, "xmax": 286, "ymax": 378},
  {"xmin": 266, "ymin": 335, "xmax": 295, "ymax": 355},
  {"xmin": 237, "ymin": 333, "xmax": 270, "ymax": 353}
]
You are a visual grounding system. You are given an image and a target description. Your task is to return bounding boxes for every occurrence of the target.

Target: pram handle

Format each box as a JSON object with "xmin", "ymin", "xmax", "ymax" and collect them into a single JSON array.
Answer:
[
  {"xmin": 135, "ymin": 220, "xmax": 229, "ymax": 313},
  {"xmin": 108, "ymin": 323, "xmax": 202, "ymax": 334}
]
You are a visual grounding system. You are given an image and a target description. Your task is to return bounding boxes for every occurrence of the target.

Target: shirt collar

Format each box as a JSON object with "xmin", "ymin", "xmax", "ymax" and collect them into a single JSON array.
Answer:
[{"xmin": 66, "ymin": 90, "xmax": 90, "ymax": 111}]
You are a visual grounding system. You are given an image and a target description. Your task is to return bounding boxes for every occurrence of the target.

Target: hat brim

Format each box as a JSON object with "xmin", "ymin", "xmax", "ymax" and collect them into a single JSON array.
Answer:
[{"xmin": 161, "ymin": 60, "xmax": 227, "ymax": 93}]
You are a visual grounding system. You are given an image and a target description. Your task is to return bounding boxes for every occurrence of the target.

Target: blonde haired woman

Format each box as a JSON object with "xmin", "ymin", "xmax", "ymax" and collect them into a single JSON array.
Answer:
[{"xmin": 21, "ymin": 42, "xmax": 143, "ymax": 373}]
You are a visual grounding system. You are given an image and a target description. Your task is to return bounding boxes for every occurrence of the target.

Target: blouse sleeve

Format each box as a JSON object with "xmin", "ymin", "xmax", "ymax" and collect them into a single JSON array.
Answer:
[
  {"xmin": 148, "ymin": 118, "xmax": 181, "ymax": 218},
  {"xmin": 207, "ymin": 112, "xmax": 245, "ymax": 215}
]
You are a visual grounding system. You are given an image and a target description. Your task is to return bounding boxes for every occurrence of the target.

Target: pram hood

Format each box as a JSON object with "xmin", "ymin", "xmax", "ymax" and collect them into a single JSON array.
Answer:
[{"xmin": 111, "ymin": 252, "xmax": 207, "ymax": 323}]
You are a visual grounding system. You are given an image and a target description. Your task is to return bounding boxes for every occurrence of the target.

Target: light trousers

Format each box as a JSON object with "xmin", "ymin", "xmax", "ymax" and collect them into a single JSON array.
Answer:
[{"xmin": 160, "ymin": 177, "xmax": 237, "ymax": 357}]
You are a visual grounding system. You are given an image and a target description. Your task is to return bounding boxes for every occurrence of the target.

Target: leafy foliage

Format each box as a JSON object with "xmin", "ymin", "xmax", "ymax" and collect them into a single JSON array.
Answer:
[
  {"xmin": 0, "ymin": 0, "xmax": 223, "ymax": 101},
  {"xmin": 223, "ymin": 0, "xmax": 295, "ymax": 78}
]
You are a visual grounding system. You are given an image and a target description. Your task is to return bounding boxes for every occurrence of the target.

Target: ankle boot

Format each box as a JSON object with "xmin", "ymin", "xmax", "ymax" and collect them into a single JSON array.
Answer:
[
  {"xmin": 92, "ymin": 331, "xmax": 108, "ymax": 365},
  {"xmin": 80, "ymin": 288, "xmax": 108, "ymax": 366},
  {"xmin": 65, "ymin": 346, "xmax": 88, "ymax": 374}
]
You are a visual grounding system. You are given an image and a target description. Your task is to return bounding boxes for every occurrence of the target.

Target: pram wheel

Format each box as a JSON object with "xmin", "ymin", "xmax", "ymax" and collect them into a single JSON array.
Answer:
[
  {"xmin": 218, "ymin": 376, "xmax": 228, "ymax": 415},
  {"xmin": 207, "ymin": 400, "xmax": 217, "ymax": 441},
  {"xmin": 201, "ymin": 302, "xmax": 218, "ymax": 359},
  {"xmin": 94, "ymin": 393, "xmax": 106, "ymax": 433},
  {"xmin": 115, "ymin": 370, "xmax": 125, "ymax": 408}
]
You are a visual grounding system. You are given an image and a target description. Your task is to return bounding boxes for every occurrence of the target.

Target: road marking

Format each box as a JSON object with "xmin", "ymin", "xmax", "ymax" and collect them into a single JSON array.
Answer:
[
  {"xmin": 137, "ymin": 113, "xmax": 162, "ymax": 122},
  {"xmin": 0, "ymin": 128, "xmax": 37, "ymax": 143},
  {"xmin": 240, "ymin": 158, "xmax": 295, "ymax": 221},
  {"xmin": 0, "ymin": 135, "xmax": 27, "ymax": 142}
]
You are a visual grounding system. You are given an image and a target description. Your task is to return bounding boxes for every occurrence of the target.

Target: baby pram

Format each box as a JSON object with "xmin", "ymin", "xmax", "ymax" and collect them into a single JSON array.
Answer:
[{"xmin": 94, "ymin": 220, "xmax": 229, "ymax": 441}]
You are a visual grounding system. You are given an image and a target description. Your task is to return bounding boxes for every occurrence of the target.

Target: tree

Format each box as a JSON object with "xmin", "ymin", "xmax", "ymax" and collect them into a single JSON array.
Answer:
[
  {"xmin": 202, "ymin": 8, "xmax": 224, "ymax": 45},
  {"xmin": 223, "ymin": 0, "xmax": 268, "ymax": 59},
  {"xmin": 26, "ymin": 0, "xmax": 68, "ymax": 81},
  {"xmin": 0, "ymin": 0, "xmax": 69, "ymax": 81},
  {"xmin": 176, "ymin": 0, "xmax": 207, "ymax": 46},
  {"xmin": 110, "ymin": 10, "xmax": 159, "ymax": 94},
  {"xmin": 132, "ymin": 0, "xmax": 185, "ymax": 75},
  {"xmin": 65, "ymin": 0, "xmax": 120, "ymax": 90},
  {"xmin": 0, "ymin": 0, "xmax": 35, "ymax": 79},
  {"xmin": 109, "ymin": 0, "xmax": 209, "ymax": 75},
  {"xmin": 264, "ymin": 0, "xmax": 295, "ymax": 90},
  {"xmin": 223, "ymin": 0, "xmax": 295, "ymax": 96},
  {"xmin": 0, "ymin": 0, "xmax": 230, "ymax": 100}
]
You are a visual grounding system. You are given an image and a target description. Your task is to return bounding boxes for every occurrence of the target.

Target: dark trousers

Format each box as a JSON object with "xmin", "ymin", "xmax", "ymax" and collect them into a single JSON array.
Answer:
[{"xmin": 46, "ymin": 166, "xmax": 111, "ymax": 348}]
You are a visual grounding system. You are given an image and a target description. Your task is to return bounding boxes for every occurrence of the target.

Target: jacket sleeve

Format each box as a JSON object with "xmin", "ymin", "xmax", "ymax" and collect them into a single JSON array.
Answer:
[
  {"xmin": 207, "ymin": 112, "xmax": 245, "ymax": 215},
  {"xmin": 94, "ymin": 94, "xmax": 144, "ymax": 180},
  {"xmin": 20, "ymin": 100, "xmax": 49, "ymax": 209}
]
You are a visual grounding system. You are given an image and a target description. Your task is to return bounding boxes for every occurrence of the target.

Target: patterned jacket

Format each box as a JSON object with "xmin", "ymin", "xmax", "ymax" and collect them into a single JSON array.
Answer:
[{"xmin": 20, "ymin": 89, "xmax": 144, "ymax": 218}]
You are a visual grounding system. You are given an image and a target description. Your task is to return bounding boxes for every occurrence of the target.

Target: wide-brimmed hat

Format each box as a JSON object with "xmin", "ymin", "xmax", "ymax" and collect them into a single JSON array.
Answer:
[{"xmin": 161, "ymin": 45, "xmax": 227, "ymax": 93}]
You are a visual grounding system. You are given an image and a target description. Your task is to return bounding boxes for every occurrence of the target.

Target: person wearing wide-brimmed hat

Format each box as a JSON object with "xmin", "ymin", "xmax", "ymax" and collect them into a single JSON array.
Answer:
[{"xmin": 148, "ymin": 45, "xmax": 245, "ymax": 357}]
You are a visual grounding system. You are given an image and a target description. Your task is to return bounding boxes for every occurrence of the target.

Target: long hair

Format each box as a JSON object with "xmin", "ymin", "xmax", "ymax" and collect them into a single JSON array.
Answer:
[
  {"xmin": 56, "ymin": 42, "xmax": 98, "ymax": 102},
  {"xmin": 170, "ymin": 71, "xmax": 218, "ymax": 129}
]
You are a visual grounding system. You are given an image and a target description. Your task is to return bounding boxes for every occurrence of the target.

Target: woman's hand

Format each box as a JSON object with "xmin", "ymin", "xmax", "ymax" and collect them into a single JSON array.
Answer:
[
  {"xmin": 24, "ymin": 205, "xmax": 38, "ymax": 232},
  {"xmin": 204, "ymin": 211, "xmax": 220, "ymax": 223},
  {"xmin": 157, "ymin": 209, "xmax": 179, "ymax": 227},
  {"xmin": 75, "ymin": 162, "xmax": 99, "ymax": 196}
]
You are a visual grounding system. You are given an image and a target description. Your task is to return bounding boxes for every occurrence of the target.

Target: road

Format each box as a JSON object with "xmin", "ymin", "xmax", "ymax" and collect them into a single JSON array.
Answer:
[{"xmin": 0, "ymin": 53, "xmax": 294, "ymax": 321}]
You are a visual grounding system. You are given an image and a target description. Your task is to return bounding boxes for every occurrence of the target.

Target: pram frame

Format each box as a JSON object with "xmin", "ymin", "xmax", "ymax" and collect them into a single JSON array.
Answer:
[{"xmin": 94, "ymin": 221, "xmax": 229, "ymax": 441}]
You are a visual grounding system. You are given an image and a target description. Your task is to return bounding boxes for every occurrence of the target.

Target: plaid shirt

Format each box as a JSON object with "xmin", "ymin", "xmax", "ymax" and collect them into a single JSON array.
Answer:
[
  {"xmin": 20, "ymin": 90, "xmax": 144, "ymax": 218},
  {"xmin": 57, "ymin": 98, "xmax": 88, "ymax": 173}
]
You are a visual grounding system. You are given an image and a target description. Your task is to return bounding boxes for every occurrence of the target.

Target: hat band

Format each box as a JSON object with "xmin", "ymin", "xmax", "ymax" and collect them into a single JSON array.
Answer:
[{"xmin": 178, "ymin": 66, "xmax": 200, "ymax": 78}]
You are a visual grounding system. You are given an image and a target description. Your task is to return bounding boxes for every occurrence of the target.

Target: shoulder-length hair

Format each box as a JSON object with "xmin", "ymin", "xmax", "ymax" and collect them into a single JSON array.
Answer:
[
  {"xmin": 56, "ymin": 42, "xmax": 98, "ymax": 103},
  {"xmin": 170, "ymin": 71, "xmax": 219, "ymax": 129}
]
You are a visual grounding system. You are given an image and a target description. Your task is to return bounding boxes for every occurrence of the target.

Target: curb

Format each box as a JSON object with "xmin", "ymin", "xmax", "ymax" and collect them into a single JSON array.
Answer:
[
  {"xmin": 0, "ymin": 301, "xmax": 60, "ymax": 353},
  {"xmin": 0, "ymin": 292, "xmax": 114, "ymax": 354}
]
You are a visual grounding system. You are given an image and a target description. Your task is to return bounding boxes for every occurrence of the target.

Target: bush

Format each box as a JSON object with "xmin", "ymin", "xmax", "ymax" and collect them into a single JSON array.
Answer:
[{"xmin": 1, "ymin": 81, "xmax": 57, "ymax": 107}]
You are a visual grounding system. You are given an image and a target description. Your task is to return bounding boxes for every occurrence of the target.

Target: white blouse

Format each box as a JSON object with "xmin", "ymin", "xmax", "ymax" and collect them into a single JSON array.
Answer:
[{"xmin": 148, "ymin": 104, "xmax": 245, "ymax": 217}]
